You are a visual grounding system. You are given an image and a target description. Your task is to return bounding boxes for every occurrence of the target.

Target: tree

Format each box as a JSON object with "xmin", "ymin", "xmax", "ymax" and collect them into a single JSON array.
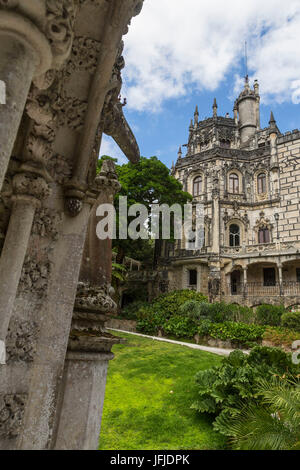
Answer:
[{"xmin": 113, "ymin": 156, "xmax": 192, "ymax": 265}]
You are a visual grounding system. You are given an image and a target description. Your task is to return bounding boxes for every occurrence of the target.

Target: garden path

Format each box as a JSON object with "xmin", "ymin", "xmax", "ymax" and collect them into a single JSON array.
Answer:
[{"xmin": 107, "ymin": 328, "xmax": 250, "ymax": 357}]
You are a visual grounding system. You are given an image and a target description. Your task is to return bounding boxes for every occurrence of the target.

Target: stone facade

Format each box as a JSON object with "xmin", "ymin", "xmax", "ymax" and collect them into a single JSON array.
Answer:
[
  {"xmin": 159, "ymin": 78, "xmax": 300, "ymax": 308},
  {"xmin": 0, "ymin": 0, "xmax": 144, "ymax": 450}
]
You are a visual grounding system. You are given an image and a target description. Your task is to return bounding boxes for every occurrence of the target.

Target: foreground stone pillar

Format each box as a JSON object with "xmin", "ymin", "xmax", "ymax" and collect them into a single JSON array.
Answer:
[
  {"xmin": 0, "ymin": 174, "xmax": 49, "ymax": 362},
  {"xmin": 55, "ymin": 351, "xmax": 113, "ymax": 450},
  {"xmin": 0, "ymin": 9, "xmax": 52, "ymax": 190},
  {"xmin": 0, "ymin": 0, "xmax": 143, "ymax": 450},
  {"xmin": 53, "ymin": 161, "xmax": 122, "ymax": 449},
  {"xmin": 53, "ymin": 295, "xmax": 120, "ymax": 450}
]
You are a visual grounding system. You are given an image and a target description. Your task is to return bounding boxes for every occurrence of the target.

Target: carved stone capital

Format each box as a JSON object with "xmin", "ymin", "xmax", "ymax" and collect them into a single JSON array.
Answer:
[
  {"xmin": 13, "ymin": 173, "xmax": 50, "ymax": 205},
  {"xmin": 75, "ymin": 282, "xmax": 117, "ymax": 315}
]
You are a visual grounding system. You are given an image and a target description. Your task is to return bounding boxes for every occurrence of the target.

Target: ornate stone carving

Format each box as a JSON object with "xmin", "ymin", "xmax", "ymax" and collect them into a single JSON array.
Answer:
[
  {"xmin": 45, "ymin": 0, "xmax": 76, "ymax": 69},
  {"xmin": 32, "ymin": 208, "xmax": 62, "ymax": 240},
  {"xmin": 68, "ymin": 36, "xmax": 102, "ymax": 75},
  {"xmin": 0, "ymin": 394, "xmax": 27, "ymax": 439},
  {"xmin": 52, "ymin": 92, "xmax": 88, "ymax": 131},
  {"xmin": 13, "ymin": 174, "xmax": 50, "ymax": 202},
  {"xmin": 75, "ymin": 282, "xmax": 117, "ymax": 314},
  {"xmin": 19, "ymin": 256, "xmax": 51, "ymax": 295},
  {"xmin": 47, "ymin": 154, "xmax": 72, "ymax": 184},
  {"xmin": 6, "ymin": 319, "xmax": 38, "ymax": 363},
  {"xmin": 65, "ymin": 197, "xmax": 83, "ymax": 217}
]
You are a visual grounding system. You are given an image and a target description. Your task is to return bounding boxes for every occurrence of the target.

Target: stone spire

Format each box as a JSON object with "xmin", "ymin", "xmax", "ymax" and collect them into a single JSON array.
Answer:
[
  {"xmin": 269, "ymin": 111, "xmax": 276, "ymax": 128},
  {"xmin": 189, "ymin": 119, "xmax": 193, "ymax": 132},
  {"xmin": 194, "ymin": 105, "xmax": 199, "ymax": 124},
  {"xmin": 213, "ymin": 98, "xmax": 218, "ymax": 118}
]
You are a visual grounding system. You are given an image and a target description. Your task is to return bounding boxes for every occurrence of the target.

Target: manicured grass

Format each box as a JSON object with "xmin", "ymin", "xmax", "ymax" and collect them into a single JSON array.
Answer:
[{"xmin": 99, "ymin": 331, "xmax": 227, "ymax": 450}]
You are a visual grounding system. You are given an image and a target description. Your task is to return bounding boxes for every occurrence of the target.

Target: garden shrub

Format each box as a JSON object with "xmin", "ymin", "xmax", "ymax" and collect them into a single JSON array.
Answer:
[
  {"xmin": 179, "ymin": 300, "xmax": 206, "ymax": 321},
  {"xmin": 263, "ymin": 326, "xmax": 300, "ymax": 348},
  {"xmin": 136, "ymin": 290, "xmax": 207, "ymax": 335},
  {"xmin": 162, "ymin": 316, "xmax": 197, "ymax": 338},
  {"xmin": 198, "ymin": 319, "xmax": 213, "ymax": 336},
  {"xmin": 181, "ymin": 301, "xmax": 256, "ymax": 324},
  {"xmin": 152, "ymin": 290, "xmax": 208, "ymax": 320},
  {"xmin": 256, "ymin": 304, "xmax": 286, "ymax": 326},
  {"xmin": 192, "ymin": 346, "xmax": 299, "ymax": 437},
  {"xmin": 281, "ymin": 311, "xmax": 300, "ymax": 332},
  {"xmin": 136, "ymin": 305, "xmax": 161, "ymax": 335},
  {"xmin": 204, "ymin": 322, "xmax": 265, "ymax": 348}
]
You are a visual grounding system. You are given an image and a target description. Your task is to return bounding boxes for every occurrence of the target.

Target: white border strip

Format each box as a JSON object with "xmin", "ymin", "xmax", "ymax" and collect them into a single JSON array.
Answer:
[{"xmin": 0, "ymin": 340, "xmax": 6, "ymax": 365}]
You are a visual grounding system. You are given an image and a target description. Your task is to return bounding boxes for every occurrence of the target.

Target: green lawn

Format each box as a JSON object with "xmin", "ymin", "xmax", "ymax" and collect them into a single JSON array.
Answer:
[{"xmin": 99, "ymin": 332, "xmax": 227, "ymax": 450}]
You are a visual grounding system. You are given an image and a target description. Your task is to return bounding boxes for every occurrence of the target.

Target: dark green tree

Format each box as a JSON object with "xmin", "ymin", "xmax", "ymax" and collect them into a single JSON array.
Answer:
[{"xmin": 99, "ymin": 155, "xmax": 192, "ymax": 266}]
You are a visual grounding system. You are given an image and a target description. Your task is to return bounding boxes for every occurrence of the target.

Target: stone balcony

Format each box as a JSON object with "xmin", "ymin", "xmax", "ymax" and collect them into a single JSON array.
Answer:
[
  {"xmin": 224, "ymin": 281, "xmax": 300, "ymax": 297},
  {"xmin": 221, "ymin": 241, "xmax": 298, "ymax": 257}
]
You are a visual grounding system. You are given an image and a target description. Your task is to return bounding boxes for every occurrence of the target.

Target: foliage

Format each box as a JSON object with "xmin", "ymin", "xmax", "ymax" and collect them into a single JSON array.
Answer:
[
  {"xmin": 180, "ymin": 301, "xmax": 255, "ymax": 324},
  {"xmin": 206, "ymin": 322, "xmax": 266, "ymax": 348},
  {"xmin": 215, "ymin": 378, "xmax": 300, "ymax": 450},
  {"xmin": 113, "ymin": 156, "xmax": 192, "ymax": 264},
  {"xmin": 256, "ymin": 304, "xmax": 286, "ymax": 326},
  {"xmin": 135, "ymin": 290, "xmax": 207, "ymax": 335},
  {"xmin": 192, "ymin": 346, "xmax": 299, "ymax": 438},
  {"xmin": 152, "ymin": 290, "xmax": 208, "ymax": 320},
  {"xmin": 121, "ymin": 300, "xmax": 148, "ymax": 320},
  {"xmin": 281, "ymin": 311, "xmax": 300, "ymax": 332},
  {"xmin": 111, "ymin": 262, "xmax": 127, "ymax": 283},
  {"xmin": 198, "ymin": 319, "xmax": 213, "ymax": 336},
  {"xmin": 263, "ymin": 326, "xmax": 300, "ymax": 348},
  {"xmin": 100, "ymin": 331, "xmax": 226, "ymax": 450},
  {"xmin": 136, "ymin": 305, "xmax": 161, "ymax": 335},
  {"xmin": 163, "ymin": 315, "xmax": 198, "ymax": 338}
]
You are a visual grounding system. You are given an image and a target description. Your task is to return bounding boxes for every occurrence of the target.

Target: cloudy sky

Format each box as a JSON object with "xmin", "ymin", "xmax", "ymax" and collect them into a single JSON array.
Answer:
[{"xmin": 100, "ymin": 0, "xmax": 300, "ymax": 168}]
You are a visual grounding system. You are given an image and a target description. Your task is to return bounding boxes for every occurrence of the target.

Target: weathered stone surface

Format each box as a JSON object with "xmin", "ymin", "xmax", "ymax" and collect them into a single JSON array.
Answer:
[{"xmin": 0, "ymin": 0, "xmax": 144, "ymax": 450}]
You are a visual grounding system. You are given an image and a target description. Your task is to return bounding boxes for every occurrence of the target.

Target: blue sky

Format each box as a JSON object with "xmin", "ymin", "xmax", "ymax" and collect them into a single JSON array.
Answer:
[{"xmin": 100, "ymin": 0, "xmax": 300, "ymax": 169}]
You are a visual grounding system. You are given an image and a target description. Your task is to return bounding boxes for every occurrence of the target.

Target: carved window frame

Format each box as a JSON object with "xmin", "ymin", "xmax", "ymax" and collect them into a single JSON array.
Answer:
[
  {"xmin": 189, "ymin": 172, "xmax": 205, "ymax": 197},
  {"xmin": 226, "ymin": 218, "xmax": 244, "ymax": 247},
  {"xmin": 193, "ymin": 175, "xmax": 203, "ymax": 197},
  {"xmin": 254, "ymin": 170, "xmax": 269, "ymax": 201},
  {"xmin": 227, "ymin": 170, "xmax": 242, "ymax": 195}
]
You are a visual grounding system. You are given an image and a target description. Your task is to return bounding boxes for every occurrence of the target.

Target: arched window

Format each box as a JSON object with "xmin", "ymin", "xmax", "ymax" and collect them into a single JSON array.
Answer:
[
  {"xmin": 257, "ymin": 173, "xmax": 267, "ymax": 194},
  {"xmin": 193, "ymin": 176, "xmax": 202, "ymax": 196},
  {"xmin": 229, "ymin": 173, "xmax": 239, "ymax": 194},
  {"xmin": 229, "ymin": 224, "xmax": 240, "ymax": 247},
  {"xmin": 258, "ymin": 227, "xmax": 270, "ymax": 244}
]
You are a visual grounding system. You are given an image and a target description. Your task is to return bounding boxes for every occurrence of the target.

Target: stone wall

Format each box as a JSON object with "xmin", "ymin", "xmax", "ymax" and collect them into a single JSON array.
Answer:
[{"xmin": 277, "ymin": 133, "xmax": 300, "ymax": 242}]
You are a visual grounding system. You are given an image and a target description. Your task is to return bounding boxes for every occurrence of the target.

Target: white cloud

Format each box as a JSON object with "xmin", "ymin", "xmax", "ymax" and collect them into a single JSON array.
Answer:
[
  {"xmin": 123, "ymin": 0, "xmax": 300, "ymax": 111},
  {"xmin": 99, "ymin": 135, "xmax": 127, "ymax": 165}
]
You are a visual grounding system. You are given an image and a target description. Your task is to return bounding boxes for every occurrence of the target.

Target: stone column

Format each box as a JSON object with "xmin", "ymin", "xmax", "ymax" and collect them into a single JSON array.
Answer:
[
  {"xmin": 52, "ymin": 278, "xmax": 120, "ymax": 450},
  {"xmin": 55, "ymin": 350, "xmax": 113, "ymax": 450},
  {"xmin": 0, "ymin": 9, "xmax": 52, "ymax": 190},
  {"xmin": 243, "ymin": 266, "xmax": 248, "ymax": 299},
  {"xmin": 211, "ymin": 191, "xmax": 220, "ymax": 255},
  {"xmin": 278, "ymin": 263, "xmax": 284, "ymax": 296},
  {"xmin": 0, "ymin": 173, "xmax": 49, "ymax": 363}
]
